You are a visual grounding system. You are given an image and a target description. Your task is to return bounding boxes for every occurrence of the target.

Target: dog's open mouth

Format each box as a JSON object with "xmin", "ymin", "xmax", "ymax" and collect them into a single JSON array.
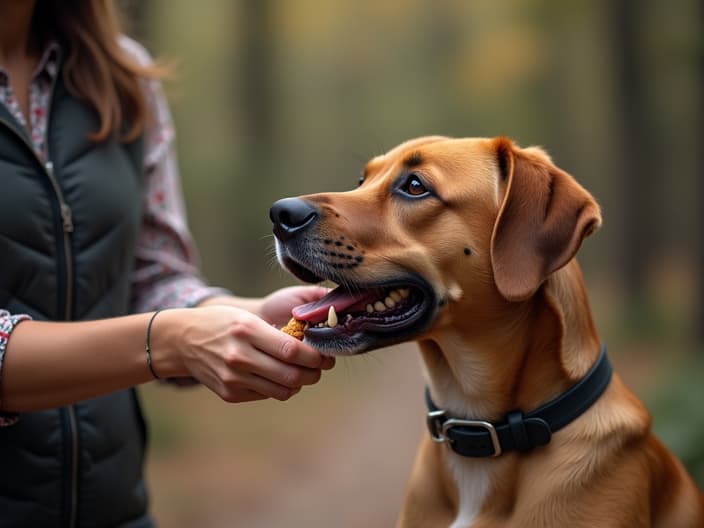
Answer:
[{"xmin": 282, "ymin": 258, "xmax": 437, "ymax": 355}]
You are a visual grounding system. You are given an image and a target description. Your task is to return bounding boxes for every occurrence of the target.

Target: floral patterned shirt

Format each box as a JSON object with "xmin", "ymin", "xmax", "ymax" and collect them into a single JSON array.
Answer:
[{"xmin": 0, "ymin": 37, "xmax": 228, "ymax": 424}]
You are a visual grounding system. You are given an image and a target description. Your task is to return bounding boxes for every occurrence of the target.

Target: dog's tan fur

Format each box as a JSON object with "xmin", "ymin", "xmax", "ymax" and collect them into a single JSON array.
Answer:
[{"xmin": 284, "ymin": 137, "xmax": 704, "ymax": 526}]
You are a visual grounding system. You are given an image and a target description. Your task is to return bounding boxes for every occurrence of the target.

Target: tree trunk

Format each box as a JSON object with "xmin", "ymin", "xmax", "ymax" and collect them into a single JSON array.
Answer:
[
  {"xmin": 232, "ymin": 0, "xmax": 277, "ymax": 291},
  {"xmin": 239, "ymin": 0, "xmax": 275, "ymax": 157},
  {"xmin": 606, "ymin": 0, "xmax": 654, "ymax": 317},
  {"xmin": 697, "ymin": 0, "xmax": 704, "ymax": 345}
]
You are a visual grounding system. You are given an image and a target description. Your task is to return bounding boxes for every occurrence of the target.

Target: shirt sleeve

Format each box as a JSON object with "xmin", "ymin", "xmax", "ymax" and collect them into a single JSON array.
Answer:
[
  {"xmin": 0, "ymin": 310, "xmax": 31, "ymax": 426},
  {"xmin": 121, "ymin": 36, "xmax": 231, "ymax": 313}
]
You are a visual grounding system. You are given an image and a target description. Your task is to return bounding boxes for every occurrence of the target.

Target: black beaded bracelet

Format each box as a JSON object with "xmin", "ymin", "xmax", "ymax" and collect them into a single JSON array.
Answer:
[{"xmin": 145, "ymin": 310, "xmax": 162, "ymax": 380}]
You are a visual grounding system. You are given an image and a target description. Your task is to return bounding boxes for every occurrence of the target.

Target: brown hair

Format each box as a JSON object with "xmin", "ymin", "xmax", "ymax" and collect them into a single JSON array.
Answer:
[{"xmin": 33, "ymin": 0, "xmax": 167, "ymax": 142}]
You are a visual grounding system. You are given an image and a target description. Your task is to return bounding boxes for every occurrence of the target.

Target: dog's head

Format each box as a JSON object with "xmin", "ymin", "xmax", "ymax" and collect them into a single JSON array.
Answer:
[{"xmin": 271, "ymin": 136, "xmax": 601, "ymax": 355}]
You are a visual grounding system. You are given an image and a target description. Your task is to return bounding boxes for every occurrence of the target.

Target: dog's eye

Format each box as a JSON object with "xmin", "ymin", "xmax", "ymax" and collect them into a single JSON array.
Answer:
[{"xmin": 402, "ymin": 174, "xmax": 428, "ymax": 197}]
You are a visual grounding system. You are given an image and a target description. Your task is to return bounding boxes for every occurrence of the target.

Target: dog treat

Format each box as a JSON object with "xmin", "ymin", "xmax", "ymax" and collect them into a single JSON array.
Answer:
[{"xmin": 280, "ymin": 317, "xmax": 306, "ymax": 340}]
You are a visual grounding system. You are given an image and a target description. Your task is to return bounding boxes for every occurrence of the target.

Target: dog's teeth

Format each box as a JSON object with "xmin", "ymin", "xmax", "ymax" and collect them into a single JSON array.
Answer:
[
  {"xmin": 327, "ymin": 306, "xmax": 338, "ymax": 327},
  {"xmin": 373, "ymin": 301, "xmax": 386, "ymax": 312},
  {"xmin": 384, "ymin": 296, "xmax": 396, "ymax": 308},
  {"xmin": 366, "ymin": 304, "xmax": 374, "ymax": 313},
  {"xmin": 399, "ymin": 288, "xmax": 410, "ymax": 298},
  {"xmin": 389, "ymin": 290, "xmax": 402, "ymax": 302}
]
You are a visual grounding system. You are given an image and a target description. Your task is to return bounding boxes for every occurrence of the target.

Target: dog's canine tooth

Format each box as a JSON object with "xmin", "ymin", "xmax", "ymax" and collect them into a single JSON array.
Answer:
[{"xmin": 327, "ymin": 306, "xmax": 338, "ymax": 327}]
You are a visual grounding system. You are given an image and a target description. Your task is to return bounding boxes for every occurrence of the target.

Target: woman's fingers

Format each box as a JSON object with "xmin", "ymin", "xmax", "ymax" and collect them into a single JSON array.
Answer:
[
  {"xmin": 233, "ymin": 315, "xmax": 327, "ymax": 370},
  {"xmin": 225, "ymin": 328, "xmax": 324, "ymax": 387},
  {"xmin": 217, "ymin": 368, "xmax": 303, "ymax": 402},
  {"xmin": 319, "ymin": 355, "xmax": 336, "ymax": 370},
  {"xmin": 178, "ymin": 305, "xmax": 335, "ymax": 404}
]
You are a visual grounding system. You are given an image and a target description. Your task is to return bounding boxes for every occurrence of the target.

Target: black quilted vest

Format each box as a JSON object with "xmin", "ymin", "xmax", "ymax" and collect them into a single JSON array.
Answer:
[{"xmin": 0, "ymin": 74, "xmax": 153, "ymax": 527}]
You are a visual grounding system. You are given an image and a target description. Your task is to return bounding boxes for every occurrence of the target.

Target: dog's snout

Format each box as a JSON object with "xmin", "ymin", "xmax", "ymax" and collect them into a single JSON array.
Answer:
[{"xmin": 270, "ymin": 198, "xmax": 319, "ymax": 241}]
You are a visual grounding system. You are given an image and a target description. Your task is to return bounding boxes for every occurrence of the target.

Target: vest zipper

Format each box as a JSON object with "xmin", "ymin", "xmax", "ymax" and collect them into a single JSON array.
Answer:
[
  {"xmin": 44, "ymin": 160, "xmax": 78, "ymax": 528},
  {"xmin": 0, "ymin": 114, "xmax": 78, "ymax": 527},
  {"xmin": 63, "ymin": 406, "xmax": 79, "ymax": 528},
  {"xmin": 44, "ymin": 160, "xmax": 74, "ymax": 318}
]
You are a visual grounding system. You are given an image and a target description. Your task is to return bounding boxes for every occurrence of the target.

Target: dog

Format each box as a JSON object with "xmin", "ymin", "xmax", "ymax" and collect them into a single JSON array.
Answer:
[{"xmin": 270, "ymin": 136, "xmax": 704, "ymax": 527}]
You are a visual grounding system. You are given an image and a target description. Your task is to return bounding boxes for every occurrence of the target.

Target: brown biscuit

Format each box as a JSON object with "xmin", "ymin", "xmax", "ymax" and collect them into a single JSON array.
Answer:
[{"xmin": 280, "ymin": 317, "xmax": 306, "ymax": 340}]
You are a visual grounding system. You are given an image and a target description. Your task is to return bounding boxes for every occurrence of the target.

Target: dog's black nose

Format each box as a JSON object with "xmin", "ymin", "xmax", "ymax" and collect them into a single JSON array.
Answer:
[{"xmin": 270, "ymin": 198, "xmax": 319, "ymax": 241}]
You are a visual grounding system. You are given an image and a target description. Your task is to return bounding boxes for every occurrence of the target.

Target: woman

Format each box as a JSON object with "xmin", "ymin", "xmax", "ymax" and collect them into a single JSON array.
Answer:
[{"xmin": 0, "ymin": 1, "xmax": 333, "ymax": 526}]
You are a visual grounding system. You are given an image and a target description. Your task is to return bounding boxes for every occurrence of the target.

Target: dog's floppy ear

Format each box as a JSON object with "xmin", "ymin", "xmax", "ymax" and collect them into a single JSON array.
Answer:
[{"xmin": 490, "ymin": 137, "xmax": 601, "ymax": 302}]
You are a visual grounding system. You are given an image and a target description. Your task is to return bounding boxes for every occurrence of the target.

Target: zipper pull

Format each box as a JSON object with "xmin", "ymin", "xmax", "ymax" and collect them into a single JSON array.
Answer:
[
  {"xmin": 61, "ymin": 203, "xmax": 74, "ymax": 233},
  {"xmin": 45, "ymin": 161, "xmax": 74, "ymax": 233}
]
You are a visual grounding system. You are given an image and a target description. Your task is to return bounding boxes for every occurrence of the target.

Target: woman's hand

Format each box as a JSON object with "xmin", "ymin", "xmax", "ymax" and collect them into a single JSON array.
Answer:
[
  {"xmin": 257, "ymin": 285, "xmax": 330, "ymax": 327},
  {"xmin": 153, "ymin": 305, "xmax": 334, "ymax": 403}
]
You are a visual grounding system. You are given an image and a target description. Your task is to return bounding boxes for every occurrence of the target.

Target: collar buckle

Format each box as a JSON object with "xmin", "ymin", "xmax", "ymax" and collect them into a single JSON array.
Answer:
[
  {"xmin": 427, "ymin": 410, "xmax": 503, "ymax": 457},
  {"xmin": 443, "ymin": 418, "xmax": 503, "ymax": 457},
  {"xmin": 426, "ymin": 410, "xmax": 448, "ymax": 443}
]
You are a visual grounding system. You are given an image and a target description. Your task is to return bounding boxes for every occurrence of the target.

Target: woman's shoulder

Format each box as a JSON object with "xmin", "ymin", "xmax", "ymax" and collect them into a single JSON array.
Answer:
[
  {"xmin": 117, "ymin": 35, "xmax": 174, "ymax": 167},
  {"xmin": 118, "ymin": 35, "xmax": 155, "ymax": 68}
]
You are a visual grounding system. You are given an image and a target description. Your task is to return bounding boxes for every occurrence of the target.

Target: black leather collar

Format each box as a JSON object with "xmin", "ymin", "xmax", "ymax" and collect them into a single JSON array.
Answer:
[{"xmin": 425, "ymin": 345, "xmax": 612, "ymax": 457}]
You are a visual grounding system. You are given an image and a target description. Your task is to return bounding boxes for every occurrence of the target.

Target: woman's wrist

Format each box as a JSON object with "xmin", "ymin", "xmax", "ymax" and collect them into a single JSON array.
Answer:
[{"xmin": 144, "ymin": 309, "xmax": 189, "ymax": 379}]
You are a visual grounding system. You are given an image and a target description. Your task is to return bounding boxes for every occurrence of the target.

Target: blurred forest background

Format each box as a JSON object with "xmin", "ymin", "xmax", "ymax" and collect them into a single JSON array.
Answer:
[{"xmin": 119, "ymin": 0, "xmax": 703, "ymax": 526}]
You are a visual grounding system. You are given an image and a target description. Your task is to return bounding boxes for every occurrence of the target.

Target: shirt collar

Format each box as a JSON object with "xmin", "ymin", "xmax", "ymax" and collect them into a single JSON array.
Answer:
[
  {"xmin": 32, "ymin": 40, "xmax": 62, "ymax": 81},
  {"xmin": 0, "ymin": 39, "xmax": 62, "ymax": 86}
]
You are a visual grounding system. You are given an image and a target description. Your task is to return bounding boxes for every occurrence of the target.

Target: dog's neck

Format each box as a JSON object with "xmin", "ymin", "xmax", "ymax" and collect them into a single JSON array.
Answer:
[{"xmin": 420, "ymin": 261, "xmax": 601, "ymax": 422}]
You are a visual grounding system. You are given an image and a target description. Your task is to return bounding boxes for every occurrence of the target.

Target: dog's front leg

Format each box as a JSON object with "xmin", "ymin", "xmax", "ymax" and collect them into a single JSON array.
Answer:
[{"xmin": 397, "ymin": 437, "xmax": 458, "ymax": 527}]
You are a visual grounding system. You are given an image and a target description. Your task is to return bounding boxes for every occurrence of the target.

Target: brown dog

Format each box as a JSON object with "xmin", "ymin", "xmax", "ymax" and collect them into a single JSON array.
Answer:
[{"xmin": 270, "ymin": 136, "xmax": 704, "ymax": 527}]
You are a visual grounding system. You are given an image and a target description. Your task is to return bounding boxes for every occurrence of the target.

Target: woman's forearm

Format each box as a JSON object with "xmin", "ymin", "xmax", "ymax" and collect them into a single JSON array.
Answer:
[
  {"xmin": 1, "ymin": 312, "xmax": 185, "ymax": 412},
  {"xmin": 1, "ymin": 303, "xmax": 331, "ymax": 413}
]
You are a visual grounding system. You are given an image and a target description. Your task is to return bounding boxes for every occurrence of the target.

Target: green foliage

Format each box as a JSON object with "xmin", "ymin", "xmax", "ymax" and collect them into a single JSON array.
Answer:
[{"xmin": 647, "ymin": 352, "xmax": 704, "ymax": 486}]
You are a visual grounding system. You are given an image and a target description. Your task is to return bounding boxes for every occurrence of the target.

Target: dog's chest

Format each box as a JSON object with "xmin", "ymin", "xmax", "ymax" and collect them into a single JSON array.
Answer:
[{"xmin": 447, "ymin": 455, "xmax": 491, "ymax": 528}]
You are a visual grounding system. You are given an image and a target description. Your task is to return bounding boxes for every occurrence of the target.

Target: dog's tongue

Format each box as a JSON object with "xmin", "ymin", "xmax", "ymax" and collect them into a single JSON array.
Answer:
[{"xmin": 292, "ymin": 286, "xmax": 381, "ymax": 323}]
